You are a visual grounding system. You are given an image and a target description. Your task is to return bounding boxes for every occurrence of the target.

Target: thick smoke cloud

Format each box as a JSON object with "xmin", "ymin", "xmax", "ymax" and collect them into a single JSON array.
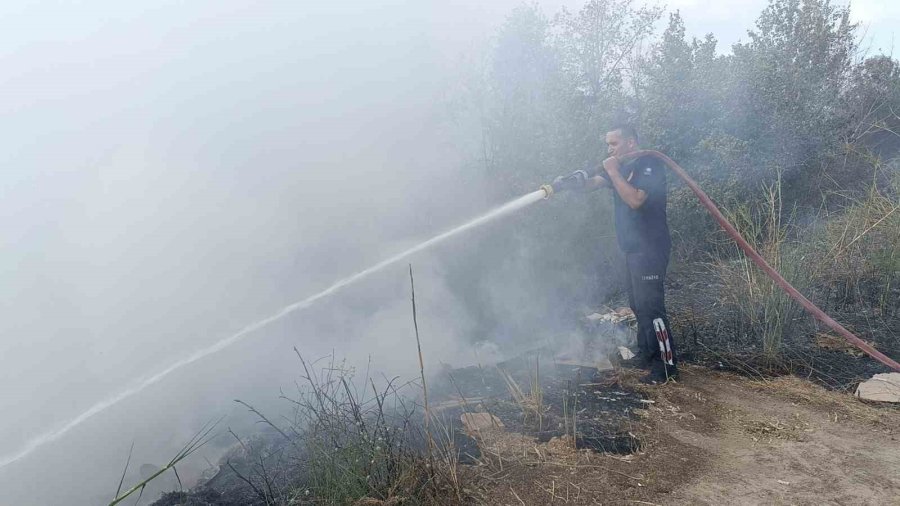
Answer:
[
  {"xmin": 5, "ymin": 1, "xmax": 891, "ymax": 505},
  {"xmin": 0, "ymin": 2, "xmax": 550, "ymax": 504}
]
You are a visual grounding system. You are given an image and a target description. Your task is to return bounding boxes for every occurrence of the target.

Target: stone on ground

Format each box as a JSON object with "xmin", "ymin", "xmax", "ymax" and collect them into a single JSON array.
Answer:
[{"xmin": 855, "ymin": 372, "xmax": 900, "ymax": 403}]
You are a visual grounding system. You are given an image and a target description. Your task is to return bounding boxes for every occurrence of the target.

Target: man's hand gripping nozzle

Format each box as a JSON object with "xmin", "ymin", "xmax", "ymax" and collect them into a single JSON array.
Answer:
[{"xmin": 541, "ymin": 169, "xmax": 592, "ymax": 198}]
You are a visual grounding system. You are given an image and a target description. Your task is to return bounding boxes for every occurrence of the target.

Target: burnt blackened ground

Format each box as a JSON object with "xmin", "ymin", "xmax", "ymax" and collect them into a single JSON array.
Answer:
[
  {"xmin": 664, "ymin": 263, "xmax": 899, "ymax": 391},
  {"xmin": 429, "ymin": 349, "xmax": 645, "ymax": 458},
  {"xmin": 154, "ymin": 350, "xmax": 648, "ymax": 506},
  {"xmin": 149, "ymin": 261, "xmax": 898, "ymax": 505},
  {"xmin": 151, "ymin": 488, "xmax": 248, "ymax": 506}
]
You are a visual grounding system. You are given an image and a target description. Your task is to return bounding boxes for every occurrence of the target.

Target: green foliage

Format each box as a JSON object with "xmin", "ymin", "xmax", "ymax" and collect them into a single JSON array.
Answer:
[
  {"xmin": 732, "ymin": 0, "xmax": 856, "ymax": 175},
  {"xmin": 844, "ymin": 56, "xmax": 900, "ymax": 161},
  {"xmin": 637, "ymin": 13, "xmax": 722, "ymax": 164},
  {"xmin": 554, "ymin": 0, "xmax": 661, "ymax": 93},
  {"xmin": 485, "ymin": 4, "xmax": 563, "ymax": 192},
  {"xmin": 445, "ymin": 0, "xmax": 900, "ymax": 349}
]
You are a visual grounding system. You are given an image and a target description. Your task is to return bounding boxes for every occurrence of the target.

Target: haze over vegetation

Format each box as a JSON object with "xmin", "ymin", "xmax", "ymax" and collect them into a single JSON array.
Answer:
[{"xmin": 1, "ymin": 1, "xmax": 898, "ymax": 505}]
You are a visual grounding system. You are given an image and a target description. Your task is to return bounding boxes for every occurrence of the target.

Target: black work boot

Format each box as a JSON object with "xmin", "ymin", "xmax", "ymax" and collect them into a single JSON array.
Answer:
[{"xmin": 639, "ymin": 361, "xmax": 678, "ymax": 385}]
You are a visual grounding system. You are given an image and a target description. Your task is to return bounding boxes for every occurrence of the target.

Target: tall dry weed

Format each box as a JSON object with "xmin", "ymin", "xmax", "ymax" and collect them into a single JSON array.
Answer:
[{"xmin": 710, "ymin": 175, "xmax": 811, "ymax": 357}]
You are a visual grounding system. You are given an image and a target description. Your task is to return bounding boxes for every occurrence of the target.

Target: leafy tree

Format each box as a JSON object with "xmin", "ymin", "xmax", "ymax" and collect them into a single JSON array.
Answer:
[
  {"xmin": 484, "ymin": 4, "xmax": 564, "ymax": 194},
  {"xmin": 637, "ymin": 12, "xmax": 723, "ymax": 164},
  {"xmin": 731, "ymin": 0, "xmax": 856, "ymax": 176},
  {"xmin": 845, "ymin": 55, "xmax": 900, "ymax": 157},
  {"xmin": 552, "ymin": 0, "xmax": 662, "ymax": 160}
]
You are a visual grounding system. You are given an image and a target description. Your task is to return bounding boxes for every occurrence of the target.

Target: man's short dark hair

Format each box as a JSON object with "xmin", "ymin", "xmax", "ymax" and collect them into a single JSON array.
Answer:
[{"xmin": 609, "ymin": 124, "xmax": 638, "ymax": 143}]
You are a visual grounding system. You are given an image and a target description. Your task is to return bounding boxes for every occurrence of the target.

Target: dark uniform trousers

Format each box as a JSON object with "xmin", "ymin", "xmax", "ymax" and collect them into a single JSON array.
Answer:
[{"xmin": 625, "ymin": 250, "xmax": 677, "ymax": 365}]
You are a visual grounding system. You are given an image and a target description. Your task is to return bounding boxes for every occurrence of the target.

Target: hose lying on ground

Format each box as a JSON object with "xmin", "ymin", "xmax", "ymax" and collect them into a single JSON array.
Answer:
[{"xmin": 633, "ymin": 150, "xmax": 900, "ymax": 373}]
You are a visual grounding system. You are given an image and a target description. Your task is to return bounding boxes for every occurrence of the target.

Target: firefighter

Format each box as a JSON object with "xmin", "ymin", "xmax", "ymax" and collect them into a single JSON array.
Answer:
[{"xmin": 572, "ymin": 125, "xmax": 678, "ymax": 384}]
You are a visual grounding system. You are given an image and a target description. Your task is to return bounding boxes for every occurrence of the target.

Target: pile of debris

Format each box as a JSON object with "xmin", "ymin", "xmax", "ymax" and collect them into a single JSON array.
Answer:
[
  {"xmin": 584, "ymin": 306, "xmax": 636, "ymax": 326},
  {"xmin": 429, "ymin": 306, "xmax": 648, "ymax": 461}
]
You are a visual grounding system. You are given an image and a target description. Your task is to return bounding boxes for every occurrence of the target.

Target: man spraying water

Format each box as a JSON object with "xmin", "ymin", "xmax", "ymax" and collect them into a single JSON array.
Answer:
[
  {"xmin": 546, "ymin": 123, "xmax": 900, "ymax": 381},
  {"xmin": 554, "ymin": 125, "xmax": 678, "ymax": 384},
  {"xmin": 10, "ymin": 129, "xmax": 897, "ymax": 475}
]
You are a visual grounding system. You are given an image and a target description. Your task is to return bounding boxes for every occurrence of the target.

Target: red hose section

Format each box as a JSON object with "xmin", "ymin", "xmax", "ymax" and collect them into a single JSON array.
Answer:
[{"xmin": 631, "ymin": 149, "xmax": 900, "ymax": 372}]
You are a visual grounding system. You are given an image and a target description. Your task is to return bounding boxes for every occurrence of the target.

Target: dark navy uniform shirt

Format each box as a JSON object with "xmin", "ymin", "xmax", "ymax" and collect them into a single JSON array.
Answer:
[{"xmin": 611, "ymin": 154, "xmax": 671, "ymax": 254}]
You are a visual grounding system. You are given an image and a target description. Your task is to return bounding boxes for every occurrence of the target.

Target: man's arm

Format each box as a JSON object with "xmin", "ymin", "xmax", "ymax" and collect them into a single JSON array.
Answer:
[
  {"xmin": 583, "ymin": 174, "xmax": 610, "ymax": 192},
  {"xmin": 602, "ymin": 156, "xmax": 647, "ymax": 209}
]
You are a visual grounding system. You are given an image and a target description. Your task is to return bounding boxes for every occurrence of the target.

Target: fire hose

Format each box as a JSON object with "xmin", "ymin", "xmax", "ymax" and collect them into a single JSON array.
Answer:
[{"xmin": 541, "ymin": 150, "xmax": 900, "ymax": 373}]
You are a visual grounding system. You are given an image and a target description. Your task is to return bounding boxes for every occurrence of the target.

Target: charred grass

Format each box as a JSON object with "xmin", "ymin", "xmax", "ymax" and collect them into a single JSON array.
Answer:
[
  {"xmin": 670, "ymin": 166, "xmax": 899, "ymax": 390},
  {"xmin": 146, "ymin": 351, "xmax": 469, "ymax": 506},
  {"xmin": 134, "ymin": 343, "xmax": 661, "ymax": 506},
  {"xmin": 122, "ymin": 168, "xmax": 899, "ymax": 505}
]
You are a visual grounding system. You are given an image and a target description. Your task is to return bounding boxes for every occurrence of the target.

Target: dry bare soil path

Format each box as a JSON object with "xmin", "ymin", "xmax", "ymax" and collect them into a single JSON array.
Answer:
[{"xmin": 471, "ymin": 366, "xmax": 900, "ymax": 505}]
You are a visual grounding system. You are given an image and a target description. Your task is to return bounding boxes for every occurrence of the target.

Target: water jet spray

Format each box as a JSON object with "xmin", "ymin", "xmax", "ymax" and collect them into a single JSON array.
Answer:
[
  {"xmin": 3, "ymin": 150, "xmax": 897, "ymax": 472},
  {"xmin": 0, "ymin": 188, "xmax": 549, "ymax": 469}
]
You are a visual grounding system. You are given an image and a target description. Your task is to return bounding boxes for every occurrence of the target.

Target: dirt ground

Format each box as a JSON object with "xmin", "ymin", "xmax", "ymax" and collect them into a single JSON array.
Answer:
[{"xmin": 464, "ymin": 365, "xmax": 900, "ymax": 505}]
